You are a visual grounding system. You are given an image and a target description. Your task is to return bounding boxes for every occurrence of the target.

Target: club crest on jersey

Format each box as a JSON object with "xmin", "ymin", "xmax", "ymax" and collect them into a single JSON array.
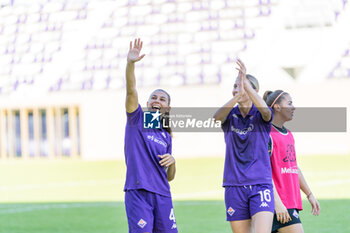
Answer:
[
  {"xmin": 293, "ymin": 210, "xmax": 299, "ymax": 219},
  {"xmin": 137, "ymin": 219, "xmax": 147, "ymax": 228},
  {"xmin": 259, "ymin": 202, "xmax": 269, "ymax": 208},
  {"xmin": 227, "ymin": 207, "xmax": 235, "ymax": 216}
]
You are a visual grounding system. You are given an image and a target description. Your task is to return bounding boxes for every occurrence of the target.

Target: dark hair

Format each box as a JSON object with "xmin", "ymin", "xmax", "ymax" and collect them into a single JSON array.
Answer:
[
  {"xmin": 153, "ymin": 89, "xmax": 173, "ymax": 137},
  {"xmin": 263, "ymin": 90, "xmax": 288, "ymax": 109}
]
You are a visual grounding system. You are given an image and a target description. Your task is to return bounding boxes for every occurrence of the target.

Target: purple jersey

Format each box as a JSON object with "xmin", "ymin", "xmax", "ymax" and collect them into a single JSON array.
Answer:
[
  {"xmin": 222, "ymin": 104, "xmax": 273, "ymax": 186},
  {"xmin": 124, "ymin": 105, "xmax": 172, "ymax": 197}
]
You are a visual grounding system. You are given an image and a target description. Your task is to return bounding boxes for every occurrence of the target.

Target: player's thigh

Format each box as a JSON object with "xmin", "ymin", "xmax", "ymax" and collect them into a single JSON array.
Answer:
[
  {"xmin": 249, "ymin": 184, "xmax": 275, "ymax": 217},
  {"xmin": 153, "ymin": 194, "xmax": 178, "ymax": 233},
  {"xmin": 278, "ymin": 223, "xmax": 304, "ymax": 233},
  {"xmin": 251, "ymin": 211, "xmax": 274, "ymax": 233},
  {"xmin": 125, "ymin": 190, "xmax": 154, "ymax": 233},
  {"xmin": 229, "ymin": 219, "xmax": 252, "ymax": 233},
  {"xmin": 225, "ymin": 186, "xmax": 250, "ymax": 221}
]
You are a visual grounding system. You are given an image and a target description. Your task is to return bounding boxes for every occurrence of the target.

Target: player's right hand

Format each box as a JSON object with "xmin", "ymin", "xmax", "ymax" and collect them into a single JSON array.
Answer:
[
  {"xmin": 127, "ymin": 38, "xmax": 145, "ymax": 63},
  {"xmin": 275, "ymin": 201, "xmax": 291, "ymax": 224}
]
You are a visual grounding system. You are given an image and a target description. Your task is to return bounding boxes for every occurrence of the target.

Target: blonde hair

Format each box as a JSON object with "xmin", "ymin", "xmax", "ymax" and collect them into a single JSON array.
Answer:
[{"xmin": 246, "ymin": 74, "xmax": 259, "ymax": 92}]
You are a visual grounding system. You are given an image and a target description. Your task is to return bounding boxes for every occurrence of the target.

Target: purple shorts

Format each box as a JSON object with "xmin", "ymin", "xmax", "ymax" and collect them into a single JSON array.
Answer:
[
  {"xmin": 225, "ymin": 184, "xmax": 275, "ymax": 221},
  {"xmin": 125, "ymin": 189, "xmax": 178, "ymax": 233}
]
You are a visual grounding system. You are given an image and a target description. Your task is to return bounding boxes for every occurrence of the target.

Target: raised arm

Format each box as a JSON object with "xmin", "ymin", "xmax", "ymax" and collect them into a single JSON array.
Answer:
[
  {"xmin": 213, "ymin": 96, "xmax": 240, "ymax": 123},
  {"xmin": 125, "ymin": 38, "xmax": 146, "ymax": 113},
  {"xmin": 213, "ymin": 69, "xmax": 244, "ymax": 123},
  {"xmin": 298, "ymin": 167, "xmax": 320, "ymax": 216},
  {"xmin": 236, "ymin": 59, "xmax": 272, "ymax": 122}
]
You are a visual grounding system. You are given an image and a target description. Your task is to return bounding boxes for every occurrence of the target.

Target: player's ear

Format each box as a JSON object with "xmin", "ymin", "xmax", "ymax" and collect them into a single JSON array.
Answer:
[{"xmin": 274, "ymin": 104, "xmax": 281, "ymax": 112}]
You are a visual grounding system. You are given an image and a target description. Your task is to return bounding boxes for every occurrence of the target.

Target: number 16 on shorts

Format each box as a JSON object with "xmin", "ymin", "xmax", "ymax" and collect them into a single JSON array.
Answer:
[{"xmin": 258, "ymin": 189, "xmax": 271, "ymax": 208}]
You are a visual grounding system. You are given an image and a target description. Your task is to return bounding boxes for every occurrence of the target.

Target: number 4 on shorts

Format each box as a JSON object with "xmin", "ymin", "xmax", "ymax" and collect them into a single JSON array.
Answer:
[
  {"xmin": 169, "ymin": 208, "xmax": 176, "ymax": 222},
  {"xmin": 169, "ymin": 208, "xmax": 177, "ymax": 230}
]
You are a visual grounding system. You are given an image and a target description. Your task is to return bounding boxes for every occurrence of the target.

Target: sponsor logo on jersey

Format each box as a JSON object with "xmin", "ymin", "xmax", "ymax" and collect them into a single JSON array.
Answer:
[
  {"xmin": 161, "ymin": 132, "xmax": 166, "ymax": 138},
  {"xmin": 137, "ymin": 219, "xmax": 147, "ymax": 228},
  {"xmin": 171, "ymin": 223, "xmax": 177, "ymax": 229},
  {"xmin": 293, "ymin": 210, "xmax": 299, "ymax": 219},
  {"xmin": 231, "ymin": 124, "xmax": 254, "ymax": 135},
  {"xmin": 227, "ymin": 207, "xmax": 235, "ymax": 216},
  {"xmin": 281, "ymin": 166, "xmax": 298, "ymax": 174},
  {"xmin": 260, "ymin": 202, "xmax": 269, "ymax": 208},
  {"xmin": 146, "ymin": 135, "xmax": 167, "ymax": 148}
]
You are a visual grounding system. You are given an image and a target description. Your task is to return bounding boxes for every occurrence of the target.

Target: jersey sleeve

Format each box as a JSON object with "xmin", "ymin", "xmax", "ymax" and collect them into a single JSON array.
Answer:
[{"xmin": 126, "ymin": 104, "xmax": 142, "ymax": 126}]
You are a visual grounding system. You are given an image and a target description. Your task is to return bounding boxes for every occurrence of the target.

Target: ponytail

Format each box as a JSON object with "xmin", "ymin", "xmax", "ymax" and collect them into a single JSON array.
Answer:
[
  {"xmin": 162, "ymin": 112, "xmax": 173, "ymax": 138},
  {"xmin": 263, "ymin": 90, "xmax": 273, "ymax": 102}
]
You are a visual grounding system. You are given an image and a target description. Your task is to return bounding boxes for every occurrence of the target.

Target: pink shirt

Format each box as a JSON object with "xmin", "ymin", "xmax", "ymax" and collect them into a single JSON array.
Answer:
[{"xmin": 270, "ymin": 126, "xmax": 302, "ymax": 210}]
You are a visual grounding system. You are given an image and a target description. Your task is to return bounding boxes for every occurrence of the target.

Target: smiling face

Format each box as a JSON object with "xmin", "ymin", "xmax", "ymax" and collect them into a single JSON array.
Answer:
[
  {"xmin": 274, "ymin": 94, "xmax": 295, "ymax": 122},
  {"xmin": 147, "ymin": 90, "xmax": 171, "ymax": 114}
]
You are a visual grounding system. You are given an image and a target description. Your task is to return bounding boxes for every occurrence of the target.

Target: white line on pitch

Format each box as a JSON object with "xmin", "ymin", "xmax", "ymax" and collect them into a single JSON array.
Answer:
[
  {"xmin": 0, "ymin": 180, "xmax": 121, "ymax": 191},
  {"xmin": 0, "ymin": 202, "xmax": 122, "ymax": 214}
]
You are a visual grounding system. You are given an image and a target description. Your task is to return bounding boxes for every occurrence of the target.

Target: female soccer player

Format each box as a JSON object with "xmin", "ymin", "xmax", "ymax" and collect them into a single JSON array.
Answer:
[
  {"xmin": 214, "ymin": 59, "xmax": 275, "ymax": 233},
  {"xmin": 124, "ymin": 38, "xmax": 177, "ymax": 233},
  {"xmin": 264, "ymin": 90, "xmax": 320, "ymax": 233}
]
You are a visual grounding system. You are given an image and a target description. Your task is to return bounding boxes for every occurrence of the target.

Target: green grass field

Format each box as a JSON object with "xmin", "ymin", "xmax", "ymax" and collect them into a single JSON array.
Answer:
[{"xmin": 0, "ymin": 155, "xmax": 349, "ymax": 233}]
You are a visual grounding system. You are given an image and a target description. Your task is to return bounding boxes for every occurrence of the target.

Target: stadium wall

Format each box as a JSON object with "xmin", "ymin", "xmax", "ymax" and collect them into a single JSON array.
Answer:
[{"xmin": 1, "ymin": 79, "xmax": 349, "ymax": 160}]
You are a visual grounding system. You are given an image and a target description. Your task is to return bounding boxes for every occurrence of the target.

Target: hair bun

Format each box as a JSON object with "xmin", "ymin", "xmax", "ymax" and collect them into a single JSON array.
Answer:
[{"xmin": 263, "ymin": 90, "xmax": 273, "ymax": 101}]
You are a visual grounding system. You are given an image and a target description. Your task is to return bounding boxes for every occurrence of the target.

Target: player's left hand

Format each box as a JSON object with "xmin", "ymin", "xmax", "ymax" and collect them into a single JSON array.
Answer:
[
  {"xmin": 158, "ymin": 154, "xmax": 175, "ymax": 167},
  {"xmin": 308, "ymin": 193, "xmax": 320, "ymax": 216}
]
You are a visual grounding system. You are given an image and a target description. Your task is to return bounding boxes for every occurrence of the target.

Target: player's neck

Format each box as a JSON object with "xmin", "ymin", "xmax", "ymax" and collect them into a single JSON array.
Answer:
[
  {"xmin": 238, "ymin": 101, "xmax": 252, "ymax": 118},
  {"xmin": 272, "ymin": 116, "xmax": 285, "ymax": 128}
]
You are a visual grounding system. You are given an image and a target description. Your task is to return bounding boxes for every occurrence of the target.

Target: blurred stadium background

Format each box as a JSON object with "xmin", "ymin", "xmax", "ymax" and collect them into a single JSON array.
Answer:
[{"xmin": 0, "ymin": 0, "xmax": 349, "ymax": 232}]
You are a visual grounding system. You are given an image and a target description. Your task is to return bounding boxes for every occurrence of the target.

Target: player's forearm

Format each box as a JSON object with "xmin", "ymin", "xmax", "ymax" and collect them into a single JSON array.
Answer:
[
  {"xmin": 243, "ymin": 80, "xmax": 271, "ymax": 121},
  {"xmin": 125, "ymin": 62, "xmax": 139, "ymax": 112},
  {"xmin": 298, "ymin": 167, "xmax": 312, "ymax": 196},
  {"xmin": 272, "ymin": 180, "xmax": 283, "ymax": 205},
  {"xmin": 213, "ymin": 97, "xmax": 239, "ymax": 123},
  {"xmin": 126, "ymin": 62, "xmax": 137, "ymax": 95},
  {"xmin": 167, "ymin": 163, "xmax": 176, "ymax": 181}
]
